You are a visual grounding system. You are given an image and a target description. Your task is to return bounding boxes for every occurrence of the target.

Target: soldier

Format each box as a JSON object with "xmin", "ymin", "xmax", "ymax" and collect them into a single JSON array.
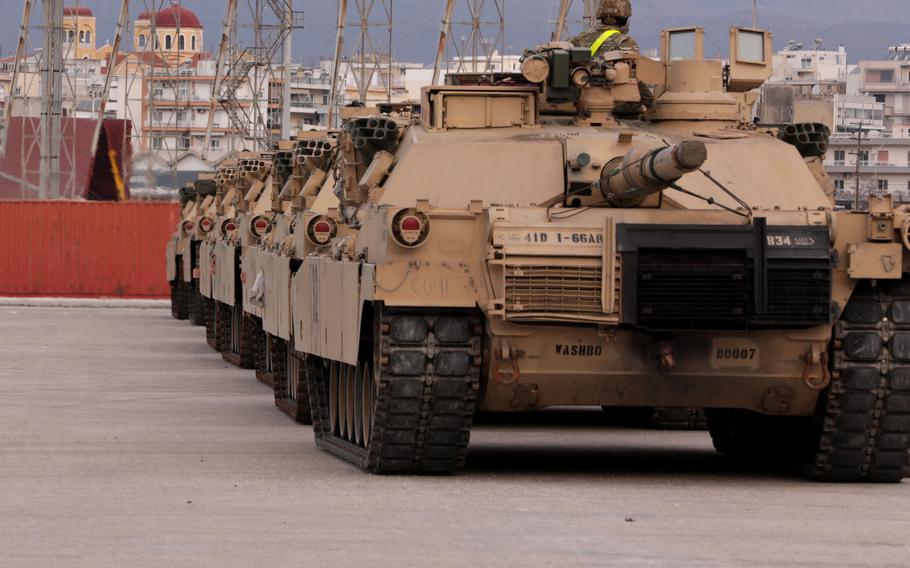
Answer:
[{"xmin": 569, "ymin": 0, "xmax": 654, "ymax": 112}]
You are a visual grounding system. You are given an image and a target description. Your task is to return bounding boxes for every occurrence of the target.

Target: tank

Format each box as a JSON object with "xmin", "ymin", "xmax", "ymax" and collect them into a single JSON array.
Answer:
[
  {"xmin": 281, "ymin": 18, "xmax": 910, "ymax": 481},
  {"xmin": 200, "ymin": 153, "xmax": 273, "ymax": 369},
  {"xmin": 167, "ymin": 178, "xmax": 217, "ymax": 323},
  {"xmin": 166, "ymin": 184, "xmax": 196, "ymax": 320},
  {"xmin": 238, "ymin": 134, "xmax": 342, "ymax": 423}
]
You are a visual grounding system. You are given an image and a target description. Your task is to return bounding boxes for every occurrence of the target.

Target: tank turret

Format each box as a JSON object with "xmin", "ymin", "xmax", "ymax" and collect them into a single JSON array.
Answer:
[{"xmin": 600, "ymin": 140, "xmax": 707, "ymax": 207}]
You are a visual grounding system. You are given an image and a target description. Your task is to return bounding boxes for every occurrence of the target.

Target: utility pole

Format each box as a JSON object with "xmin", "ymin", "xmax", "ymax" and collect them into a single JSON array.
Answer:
[
  {"xmin": 281, "ymin": 0, "xmax": 292, "ymax": 140},
  {"xmin": 752, "ymin": 0, "xmax": 758, "ymax": 27},
  {"xmin": 849, "ymin": 121, "xmax": 867, "ymax": 211},
  {"xmin": 39, "ymin": 0, "xmax": 64, "ymax": 199}
]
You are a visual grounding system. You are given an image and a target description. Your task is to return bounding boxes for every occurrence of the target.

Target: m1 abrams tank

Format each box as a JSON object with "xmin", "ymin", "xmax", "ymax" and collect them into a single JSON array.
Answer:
[
  {"xmin": 241, "ymin": 134, "xmax": 341, "ymax": 423},
  {"xmin": 201, "ymin": 154, "xmax": 274, "ymax": 369},
  {"xmin": 290, "ymin": 21, "xmax": 910, "ymax": 482},
  {"xmin": 166, "ymin": 184, "xmax": 197, "ymax": 320},
  {"xmin": 167, "ymin": 178, "xmax": 217, "ymax": 322}
]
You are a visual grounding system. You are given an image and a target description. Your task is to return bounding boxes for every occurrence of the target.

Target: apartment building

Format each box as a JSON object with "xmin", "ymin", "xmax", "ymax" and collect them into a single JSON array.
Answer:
[
  {"xmin": 823, "ymin": 44, "xmax": 910, "ymax": 208},
  {"xmin": 758, "ymin": 43, "xmax": 850, "ymax": 128}
]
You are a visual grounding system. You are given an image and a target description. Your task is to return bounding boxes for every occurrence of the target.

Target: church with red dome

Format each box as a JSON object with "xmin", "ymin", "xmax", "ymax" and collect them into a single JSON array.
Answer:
[{"xmin": 133, "ymin": 2, "xmax": 204, "ymax": 64}]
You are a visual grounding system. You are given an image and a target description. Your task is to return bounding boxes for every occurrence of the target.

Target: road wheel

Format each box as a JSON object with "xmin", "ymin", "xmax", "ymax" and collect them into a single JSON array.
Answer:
[{"xmin": 308, "ymin": 305, "xmax": 482, "ymax": 475}]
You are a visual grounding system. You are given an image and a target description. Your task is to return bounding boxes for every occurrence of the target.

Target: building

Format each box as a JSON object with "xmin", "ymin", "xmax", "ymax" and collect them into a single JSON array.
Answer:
[
  {"xmin": 758, "ymin": 43, "xmax": 850, "ymax": 128},
  {"xmin": 823, "ymin": 43, "xmax": 910, "ymax": 208},
  {"xmin": 1, "ymin": 2, "xmax": 442, "ymax": 192},
  {"xmin": 855, "ymin": 45, "xmax": 910, "ymax": 138},
  {"xmin": 825, "ymin": 137, "xmax": 910, "ymax": 206},
  {"xmin": 770, "ymin": 43, "xmax": 849, "ymax": 83}
]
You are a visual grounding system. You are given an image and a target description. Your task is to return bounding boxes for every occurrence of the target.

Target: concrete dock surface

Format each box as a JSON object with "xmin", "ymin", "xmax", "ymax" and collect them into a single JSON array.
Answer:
[{"xmin": 0, "ymin": 306, "xmax": 908, "ymax": 568}]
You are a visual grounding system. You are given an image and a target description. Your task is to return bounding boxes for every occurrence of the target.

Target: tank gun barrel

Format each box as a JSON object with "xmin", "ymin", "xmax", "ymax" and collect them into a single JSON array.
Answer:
[{"xmin": 601, "ymin": 140, "xmax": 707, "ymax": 207}]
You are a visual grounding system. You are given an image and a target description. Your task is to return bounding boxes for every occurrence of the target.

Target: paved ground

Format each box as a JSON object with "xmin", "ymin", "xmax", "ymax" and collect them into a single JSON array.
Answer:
[{"xmin": 1, "ymin": 306, "xmax": 908, "ymax": 568}]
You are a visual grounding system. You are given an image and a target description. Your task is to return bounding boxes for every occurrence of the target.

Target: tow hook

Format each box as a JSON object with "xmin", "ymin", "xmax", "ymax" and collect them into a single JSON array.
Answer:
[
  {"xmin": 657, "ymin": 340, "xmax": 675, "ymax": 372},
  {"xmin": 493, "ymin": 342, "xmax": 522, "ymax": 386},
  {"xmin": 800, "ymin": 346, "xmax": 831, "ymax": 391}
]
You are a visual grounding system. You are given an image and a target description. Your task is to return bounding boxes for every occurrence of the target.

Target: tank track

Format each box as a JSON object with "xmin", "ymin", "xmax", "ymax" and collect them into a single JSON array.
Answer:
[
  {"xmin": 170, "ymin": 262, "xmax": 189, "ymax": 320},
  {"xmin": 255, "ymin": 332, "xmax": 277, "ymax": 388},
  {"xmin": 188, "ymin": 280, "xmax": 205, "ymax": 327},
  {"xmin": 275, "ymin": 338, "xmax": 313, "ymax": 424},
  {"xmin": 307, "ymin": 306, "xmax": 481, "ymax": 475},
  {"xmin": 803, "ymin": 282, "xmax": 910, "ymax": 482},
  {"xmin": 220, "ymin": 302, "xmax": 256, "ymax": 369},
  {"xmin": 204, "ymin": 298, "xmax": 220, "ymax": 351},
  {"xmin": 252, "ymin": 319, "xmax": 273, "ymax": 387}
]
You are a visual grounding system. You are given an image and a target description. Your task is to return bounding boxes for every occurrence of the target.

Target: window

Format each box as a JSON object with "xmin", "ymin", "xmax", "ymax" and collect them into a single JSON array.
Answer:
[
  {"xmin": 875, "ymin": 94, "xmax": 886, "ymax": 103},
  {"xmin": 151, "ymin": 136, "xmax": 163, "ymax": 149},
  {"xmin": 210, "ymin": 138, "xmax": 220, "ymax": 150},
  {"xmin": 834, "ymin": 150, "xmax": 846, "ymax": 165},
  {"xmin": 191, "ymin": 36, "xmax": 196, "ymax": 51},
  {"xmin": 858, "ymin": 150, "xmax": 870, "ymax": 166},
  {"xmin": 67, "ymin": 30, "xmax": 74, "ymax": 42},
  {"xmin": 878, "ymin": 150, "xmax": 890, "ymax": 165},
  {"xmin": 668, "ymin": 30, "xmax": 697, "ymax": 61},
  {"xmin": 79, "ymin": 31, "xmax": 84, "ymax": 43},
  {"xmin": 178, "ymin": 35, "xmax": 185, "ymax": 51},
  {"xmin": 165, "ymin": 35, "xmax": 172, "ymax": 50},
  {"xmin": 834, "ymin": 179, "xmax": 845, "ymax": 190},
  {"xmin": 866, "ymin": 69, "xmax": 895, "ymax": 83},
  {"xmin": 737, "ymin": 30, "xmax": 766, "ymax": 63},
  {"xmin": 178, "ymin": 136, "xmax": 190, "ymax": 150},
  {"xmin": 175, "ymin": 110, "xmax": 185, "ymax": 124},
  {"xmin": 84, "ymin": 31, "xmax": 91, "ymax": 44},
  {"xmin": 154, "ymin": 36, "xmax": 160, "ymax": 49},
  {"xmin": 878, "ymin": 179, "xmax": 889, "ymax": 191},
  {"xmin": 153, "ymin": 110, "xmax": 163, "ymax": 123},
  {"xmin": 138, "ymin": 34, "xmax": 146, "ymax": 48}
]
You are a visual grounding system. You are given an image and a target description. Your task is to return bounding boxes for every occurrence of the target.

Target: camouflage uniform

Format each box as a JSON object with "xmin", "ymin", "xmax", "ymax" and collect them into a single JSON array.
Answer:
[
  {"xmin": 569, "ymin": 26, "xmax": 640, "ymax": 57},
  {"xmin": 568, "ymin": 26, "xmax": 653, "ymax": 114}
]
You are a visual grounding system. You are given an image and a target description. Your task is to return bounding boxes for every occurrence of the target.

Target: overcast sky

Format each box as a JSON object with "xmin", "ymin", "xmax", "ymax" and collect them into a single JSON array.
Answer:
[{"xmin": 5, "ymin": 1, "xmax": 910, "ymax": 64}]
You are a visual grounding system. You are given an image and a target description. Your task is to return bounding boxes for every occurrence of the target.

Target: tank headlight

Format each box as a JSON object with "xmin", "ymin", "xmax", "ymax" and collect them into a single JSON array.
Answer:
[
  {"xmin": 199, "ymin": 217, "xmax": 214, "ymax": 233},
  {"xmin": 221, "ymin": 219, "xmax": 238, "ymax": 237},
  {"xmin": 251, "ymin": 215, "xmax": 272, "ymax": 238},
  {"xmin": 391, "ymin": 209, "xmax": 430, "ymax": 248},
  {"xmin": 182, "ymin": 220, "xmax": 195, "ymax": 235},
  {"xmin": 306, "ymin": 216, "xmax": 338, "ymax": 246}
]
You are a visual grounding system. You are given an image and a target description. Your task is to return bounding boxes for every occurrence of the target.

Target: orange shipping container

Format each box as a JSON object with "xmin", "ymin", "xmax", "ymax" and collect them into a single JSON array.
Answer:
[{"xmin": 0, "ymin": 201, "xmax": 180, "ymax": 298}]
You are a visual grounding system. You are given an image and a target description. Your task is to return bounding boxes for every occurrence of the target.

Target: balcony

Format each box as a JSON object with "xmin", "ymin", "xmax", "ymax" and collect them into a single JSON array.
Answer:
[{"xmin": 826, "ymin": 163, "xmax": 910, "ymax": 174}]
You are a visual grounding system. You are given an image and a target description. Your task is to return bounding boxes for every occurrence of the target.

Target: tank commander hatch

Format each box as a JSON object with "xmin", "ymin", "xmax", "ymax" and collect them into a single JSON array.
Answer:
[{"xmin": 568, "ymin": 0, "xmax": 655, "ymax": 113}]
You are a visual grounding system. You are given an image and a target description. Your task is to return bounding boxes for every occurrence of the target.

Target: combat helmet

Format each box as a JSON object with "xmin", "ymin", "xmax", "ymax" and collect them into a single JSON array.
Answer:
[{"xmin": 598, "ymin": 0, "xmax": 632, "ymax": 31}]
